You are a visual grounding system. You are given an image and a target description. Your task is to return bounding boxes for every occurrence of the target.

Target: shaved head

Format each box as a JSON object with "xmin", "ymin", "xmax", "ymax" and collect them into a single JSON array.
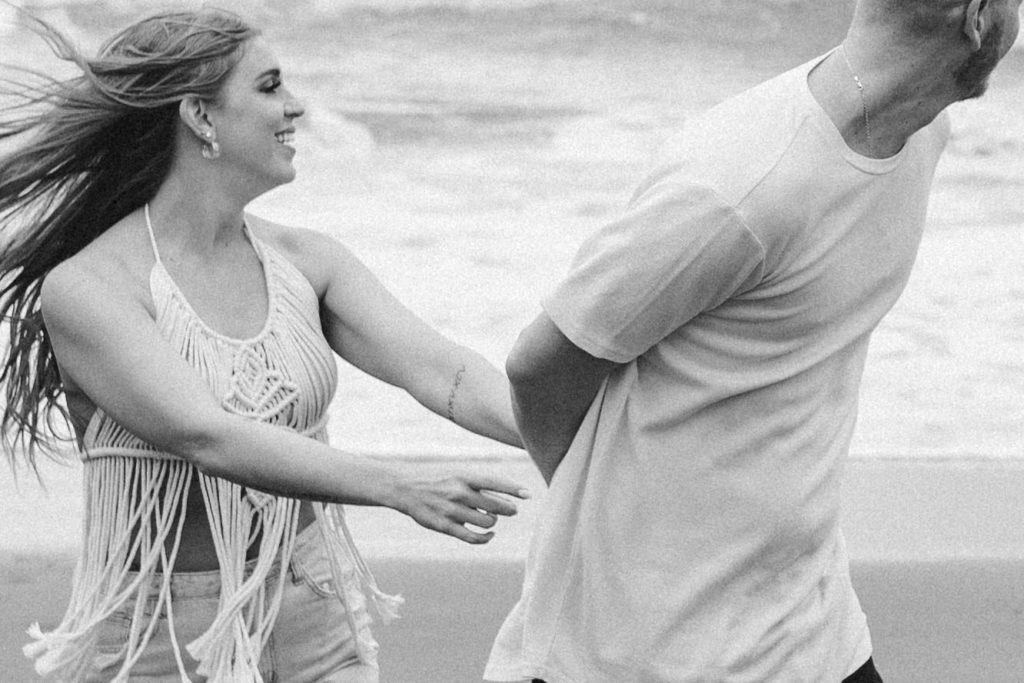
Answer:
[{"xmin": 852, "ymin": 0, "xmax": 1019, "ymax": 101}]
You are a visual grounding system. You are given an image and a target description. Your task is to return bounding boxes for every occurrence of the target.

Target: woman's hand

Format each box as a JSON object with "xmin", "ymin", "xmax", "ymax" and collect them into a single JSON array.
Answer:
[{"xmin": 392, "ymin": 474, "xmax": 530, "ymax": 544}]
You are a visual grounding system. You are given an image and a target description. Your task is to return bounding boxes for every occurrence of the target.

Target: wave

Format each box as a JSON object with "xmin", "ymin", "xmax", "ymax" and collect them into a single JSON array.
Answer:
[
  {"xmin": 10, "ymin": 0, "xmax": 1019, "ymax": 55},
  {"xmin": 330, "ymin": 98, "xmax": 585, "ymax": 145},
  {"xmin": 13, "ymin": 0, "xmax": 828, "ymax": 12},
  {"xmin": 301, "ymin": 0, "xmax": 823, "ymax": 17},
  {"xmin": 283, "ymin": 0, "xmax": 854, "ymax": 50},
  {"xmin": 8, "ymin": 0, "xmax": 854, "ymax": 48}
]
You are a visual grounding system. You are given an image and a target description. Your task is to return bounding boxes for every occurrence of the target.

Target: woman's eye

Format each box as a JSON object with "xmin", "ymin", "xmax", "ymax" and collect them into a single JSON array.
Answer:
[{"xmin": 261, "ymin": 80, "xmax": 282, "ymax": 93}]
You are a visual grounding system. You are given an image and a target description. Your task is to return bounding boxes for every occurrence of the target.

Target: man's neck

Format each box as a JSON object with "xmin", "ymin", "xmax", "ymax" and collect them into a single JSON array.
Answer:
[{"xmin": 808, "ymin": 38, "xmax": 961, "ymax": 158}]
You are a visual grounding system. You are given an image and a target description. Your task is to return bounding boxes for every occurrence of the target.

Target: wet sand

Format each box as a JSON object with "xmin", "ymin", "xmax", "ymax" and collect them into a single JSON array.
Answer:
[
  {"xmin": 4, "ymin": 457, "xmax": 1024, "ymax": 682},
  {"xmin": 3, "ymin": 555, "xmax": 1024, "ymax": 682}
]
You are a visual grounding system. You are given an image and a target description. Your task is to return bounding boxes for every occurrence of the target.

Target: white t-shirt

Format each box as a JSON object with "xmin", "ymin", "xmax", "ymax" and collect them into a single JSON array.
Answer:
[{"xmin": 486, "ymin": 53, "xmax": 950, "ymax": 683}]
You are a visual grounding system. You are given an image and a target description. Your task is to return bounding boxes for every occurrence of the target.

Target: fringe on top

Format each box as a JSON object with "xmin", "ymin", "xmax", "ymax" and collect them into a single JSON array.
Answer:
[{"xmin": 24, "ymin": 207, "xmax": 402, "ymax": 681}]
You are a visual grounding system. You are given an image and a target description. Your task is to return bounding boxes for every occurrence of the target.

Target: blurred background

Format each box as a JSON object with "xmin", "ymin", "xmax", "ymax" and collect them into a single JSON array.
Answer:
[{"xmin": 1, "ymin": 0, "xmax": 1023, "ymax": 552}]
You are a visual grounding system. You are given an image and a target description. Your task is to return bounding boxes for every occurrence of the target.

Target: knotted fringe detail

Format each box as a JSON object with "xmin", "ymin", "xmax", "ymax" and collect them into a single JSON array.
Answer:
[
  {"xmin": 314, "ymin": 503, "xmax": 403, "ymax": 662},
  {"xmin": 23, "ymin": 457, "xmax": 193, "ymax": 681},
  {"xmin": 22, "ymin": 454, "xmax": 387, "ymax": 680},
  {"xmin": 24, "ymin": 227, "xmax": 372, "ymax": 679},
  {"xmin": 185, "ymin": 474, "xmax": 300, "ymax": 682}
]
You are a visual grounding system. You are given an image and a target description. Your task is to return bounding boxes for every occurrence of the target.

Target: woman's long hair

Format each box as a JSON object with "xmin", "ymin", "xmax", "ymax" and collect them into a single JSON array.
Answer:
[{"xmin": 0, "ymin": 8, "xmax": 258, "ymax": 474}]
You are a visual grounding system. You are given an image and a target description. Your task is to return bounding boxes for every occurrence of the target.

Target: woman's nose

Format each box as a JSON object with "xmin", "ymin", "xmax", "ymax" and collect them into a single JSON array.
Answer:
[{"xmin": 284, "ymin": 90, "xmax": 305, "ymax": 119}]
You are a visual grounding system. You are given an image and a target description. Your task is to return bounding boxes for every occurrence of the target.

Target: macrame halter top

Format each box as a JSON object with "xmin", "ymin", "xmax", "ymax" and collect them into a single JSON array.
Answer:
[{"xmin": 25, "ymin": 206, "xmax": 401, "ymax": 681}]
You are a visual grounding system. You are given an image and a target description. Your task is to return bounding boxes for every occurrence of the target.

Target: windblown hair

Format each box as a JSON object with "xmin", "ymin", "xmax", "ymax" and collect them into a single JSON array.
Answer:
[{"xmin": 0, "ymin": 8, "xmax": 258, "ymax": 474}]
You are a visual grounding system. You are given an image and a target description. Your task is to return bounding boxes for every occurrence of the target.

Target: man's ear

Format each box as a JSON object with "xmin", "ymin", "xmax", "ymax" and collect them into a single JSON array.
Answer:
[
  {"xmin": 963, "ymin": 0, "xmax": 988, "ymax": 51},
  {"xmin": 178, "ymin": 94, "xmax": 215, "ymax": 140}
]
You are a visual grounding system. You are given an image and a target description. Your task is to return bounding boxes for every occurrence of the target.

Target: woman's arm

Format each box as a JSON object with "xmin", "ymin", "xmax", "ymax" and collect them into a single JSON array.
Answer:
[
  {"xmin": 40, "ymin": 260, "xmax": 526, "ymax": 544},
  {"xmin": 286, "ymin": 227, "xmax": 521, "ymax": 448}
]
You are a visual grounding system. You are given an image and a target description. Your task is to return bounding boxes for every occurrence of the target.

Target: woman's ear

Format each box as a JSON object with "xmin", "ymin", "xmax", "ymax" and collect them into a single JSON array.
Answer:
[
  {"xmin": 178, "ymin": 94, "xmax": 214, "ymax": 141},
  {"xmin": 963, "ymin": 0, "xmax": 989, "ymax": 51}
]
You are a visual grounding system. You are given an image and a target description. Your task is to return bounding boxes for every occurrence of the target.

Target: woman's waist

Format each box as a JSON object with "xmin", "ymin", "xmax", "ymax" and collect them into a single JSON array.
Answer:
[
  {"xmin": 133, "ymin": 499, "xmax": 318, "ymax": 573},
  {"xmin": 123, "ymin": 516, "xmax": 348, "ymax": 595}
]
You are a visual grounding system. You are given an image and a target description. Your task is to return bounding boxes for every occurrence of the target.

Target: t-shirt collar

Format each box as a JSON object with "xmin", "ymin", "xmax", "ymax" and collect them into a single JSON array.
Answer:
[{"xmin": 798, "ymin": 48, "xmax": 910, "ymax": 175}]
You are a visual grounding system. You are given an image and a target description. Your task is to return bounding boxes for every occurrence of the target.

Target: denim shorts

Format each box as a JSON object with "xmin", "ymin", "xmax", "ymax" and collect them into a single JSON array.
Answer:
[{"xmin": 86, "ymin": 524, "xmax": 380, "ymax": 682}]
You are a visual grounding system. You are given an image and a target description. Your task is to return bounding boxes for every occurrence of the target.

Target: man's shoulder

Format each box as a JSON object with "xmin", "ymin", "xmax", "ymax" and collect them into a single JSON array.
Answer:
[{"xmin": 643, "ymin": 64, "xmax": 812, "ymax": 206}]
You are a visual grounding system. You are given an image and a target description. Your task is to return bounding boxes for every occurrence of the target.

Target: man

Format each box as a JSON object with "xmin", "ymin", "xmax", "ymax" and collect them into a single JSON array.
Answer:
[{"xmin": 485, "ymin": 1, "xmax": 1020, "ymax": 681}]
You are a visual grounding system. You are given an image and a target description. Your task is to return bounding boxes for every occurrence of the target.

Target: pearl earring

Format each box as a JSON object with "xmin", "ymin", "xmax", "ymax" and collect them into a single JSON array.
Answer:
[{"xmin": 201, "ymin": 130, "xmax": 220, "ymax": 160}]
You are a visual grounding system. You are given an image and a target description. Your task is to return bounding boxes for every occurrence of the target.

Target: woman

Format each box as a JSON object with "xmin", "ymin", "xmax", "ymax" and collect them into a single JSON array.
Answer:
[{"xmin": 2, "ymin": 8, "xmax": 526, "ymax": 682}]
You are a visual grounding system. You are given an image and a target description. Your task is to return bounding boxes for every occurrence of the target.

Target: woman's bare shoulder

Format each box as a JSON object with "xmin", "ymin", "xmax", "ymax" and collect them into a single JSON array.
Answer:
[
  {"xmin": 245, "ymin": 213, "xmax": 355, "ymax": 295},
  {"xmin": 245, "ymin": 213, "xmax": 342, "ymax": 255}
]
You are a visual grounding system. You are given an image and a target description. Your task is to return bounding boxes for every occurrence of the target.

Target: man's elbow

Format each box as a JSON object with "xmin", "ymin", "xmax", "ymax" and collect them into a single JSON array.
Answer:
[{"xmin": 505, "ymin": 333, "xmax": 546, "ymax": 392}]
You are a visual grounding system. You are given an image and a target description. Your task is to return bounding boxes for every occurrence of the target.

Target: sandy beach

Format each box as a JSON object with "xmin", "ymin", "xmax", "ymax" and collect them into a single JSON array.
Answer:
[
  {"xmin": 5, "ymin": 457, "xmax": 1024, "ymax": 682},
  {"xmin": 4, "ymin": 554, "xmax": 1024, "ymax": 683}
]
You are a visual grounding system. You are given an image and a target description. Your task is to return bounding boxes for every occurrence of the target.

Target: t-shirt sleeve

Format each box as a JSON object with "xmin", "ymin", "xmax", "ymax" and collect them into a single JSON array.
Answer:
[{"xmin": 542, "ymin": 180, "xmax": 766, "ymax": 363}]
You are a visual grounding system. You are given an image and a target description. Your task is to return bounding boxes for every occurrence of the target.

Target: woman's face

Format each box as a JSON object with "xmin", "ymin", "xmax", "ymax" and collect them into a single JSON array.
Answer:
[{"xmin": 206, "ymin": 37, "xmax": 305, "ymax": 194}]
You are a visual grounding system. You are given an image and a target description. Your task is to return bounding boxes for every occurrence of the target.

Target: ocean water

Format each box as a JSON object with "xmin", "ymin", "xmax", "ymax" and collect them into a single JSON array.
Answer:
[
  {"xmin": 253, "ymin": 0, "xmax": 1024, "ymax": 458},
  {"xmin": 1, "ymin": 1, "xmax": 1023, "ymax": 549}
]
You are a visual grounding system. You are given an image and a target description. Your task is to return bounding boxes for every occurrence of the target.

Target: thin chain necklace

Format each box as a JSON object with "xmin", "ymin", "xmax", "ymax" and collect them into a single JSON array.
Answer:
[{"xmin": 839, "ymin": 43, "xmax": 873, "ymax": 156}]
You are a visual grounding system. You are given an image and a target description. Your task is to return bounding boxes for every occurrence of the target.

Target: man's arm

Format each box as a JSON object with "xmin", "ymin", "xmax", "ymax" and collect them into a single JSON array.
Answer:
[{"xmin": 506, "ymin": 313, "xmax": 619, "ymax": 483}]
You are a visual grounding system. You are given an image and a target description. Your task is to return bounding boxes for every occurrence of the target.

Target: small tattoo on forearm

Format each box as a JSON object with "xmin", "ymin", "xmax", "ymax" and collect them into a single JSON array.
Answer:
[{"xmin": 446, "ymin": 364, "xmax": 466, "ymax": 422}]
